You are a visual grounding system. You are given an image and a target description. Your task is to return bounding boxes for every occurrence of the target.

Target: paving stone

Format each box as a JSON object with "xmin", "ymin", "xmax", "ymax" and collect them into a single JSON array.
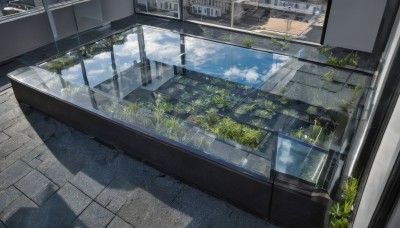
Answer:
[
  {"xmin": 95, "ymin": 178, "xmax": 137, "ymax": 213},
  {"xmin": 111, "ymin": 154, "xmax": 160, "ymax": 186},
  {"xmin": 15, "ymin": 170, "xmax": 59, "ymax": 206},
  {"xmin": 38, "ymin": 183, "xmax": 92, "ymax": 227},
  {"xmin": 3, "ymin": 118, "xmax": 32, "ymax": 137},
  {"xmin": 70, "ymin": 161, "xmax": 116, "ymax": 199},
  {"xmin": 42, "ymin": 160, "xmax": 79, "ymax": 187},
  {"xmin": 21, "ymin": 144, "xmax": 48, "ymax": 164},
  {"xmin": 118, "ymin": 187, "xmax": 192, "ymax": 228},
  {"xmin": 0, "ymin": 195, "xmax": 39, "ymax": 228},
  {"xmin": 171, "ymin": 186, "xmax": 230, "ymax": 220},
  {"xmin": 0, "ymin": 133, "xmax": 31, "ymax": 159},
  {"xmin": 0, "ymin": 186, "xmax": 22, "ymax": 213},
  {"xmin": 0, "ymin": 110, "xmax": 23, "ymax": 132},
  {"xmin": 0, "ymin": 138, "xmax": 43, "ymax": 172},
  {"xmin": 107, "ymin": 216, "xmax": 133, "ymax": 228},
  {"xmin": 0, "ymin": 221, "xmax": 6, "ymax": 228},
  {"xmin": 71, "ymin": 202, "xmax": 114, "ymax": 228},
  {"xmin": 117, "ymin": 176, "xmax": 185, "ymax": 227},
  {"xmin": 0, "ymin": 132, "xmax": 9, "ymax": 144},
  {"xmin": 0, "ymin": 160, "xmax": 32, "ymax": 190}
]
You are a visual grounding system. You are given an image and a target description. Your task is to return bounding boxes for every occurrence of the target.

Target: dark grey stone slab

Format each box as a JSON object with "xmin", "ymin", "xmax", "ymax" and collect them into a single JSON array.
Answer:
[
  {"xmin": 0, "ymin": 186, "xmax": 22, "ymax": 213},
  {"xmin": 171, "ymin": 186, "xmax": 231, "ymax": 221},
  {"xmin": 117, "ymin": 176, "xmax": 185, "ymax": 227},
  {"xmin": 107, "ymin": 216, "xmax": 133, "ymax": 228},
  {"xmin": 0, "ymin": 195, "xmax": 39, "ymax": 228},
  {"xmin": 0, "ymin": 133, "xmax": 31, "ymax": 159},
  {"xmin": 38, "ymin": 183, "xmax": 92, "ymax": 227},
  {"xmin": 0, "ymin": 160, "xmax": 32, "ymax": 190},
  {"xmin": 21, "ymin": 144, "xmax": 49, "ymax": 164},
  {"xmin": 70, "ymin": 161, "xmax": 116, "ymax": 199},
  {"xmin": 42, "ymin": 160, "xmax": 78, "ymax": 187},
  {"xmin": 111, "ymin": 154, "xmax": 160, "ymax": 186},
  {"xmin": 0, "ymin": 132, "xmax": 9, "ymax": 144},
  {"xmin": 95, "ymin": 178, "xmax": 137, "ymax": 213},
  {"xmin": 72, "ymin": 202, "xmax": 114, "ymax": 228},
  {"xmin": 0, "ymin": 221, "xmax": 6, "ymax": 228},
  {"xmin": 0, "ymin": 138, "xmax": 43, "ymax": 172},
  {"xmin": 15, "ymin": 170, "xmax": 59, "ymax": 206}
]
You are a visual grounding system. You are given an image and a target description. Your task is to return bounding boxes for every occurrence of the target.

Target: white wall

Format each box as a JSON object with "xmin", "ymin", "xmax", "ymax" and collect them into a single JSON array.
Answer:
[{"xmin": 324, "ymin": 0, "xmax": 388, "ymax": 53}]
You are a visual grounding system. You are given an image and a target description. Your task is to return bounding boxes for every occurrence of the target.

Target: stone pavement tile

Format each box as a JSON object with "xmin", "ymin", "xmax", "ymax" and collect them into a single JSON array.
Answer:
[
  {"xmin": 117, "ymin": 176, "xmax": 185, "ymax": 227},
  {"xmin": 70, "ymin": 160, "xmax": 117, "ymax": 199},
  {"xmin": 221, "ymin": 205, "xmax": 275, "ymax": 228},
  {"xmin": 15, "ymin": 170, "xmax": 59, "ymax": 206},
  {"xmin": 170, "ymin": 185, "xmax": 231, "ymax": 221},
  {"xmin": 0, "ymin": 100, "xmax": 19, "ymax": 115},
  {"xmin": 21, "ymin": 144, "xmax": 48, "ymax": 164},
  {"xmin": 42, "ymin": 160, "xmax": 80, "ymax": 188},
  {"xmin": 38, "ymin": 183, "xmax": 92, "ymax": 227},
  {"xmin": 28, "ymin": 118, "xmax": 70, "ymax": 142},
  {"xmin": 0, "ymin": 133, "xmax": 31, "ymax": 159},
  {"xmin": 0, "ymin": 160, "xmax": 32, "ymax": 190},
  {"xmin": 118, "ymin": 187, "xmax": 193, "ymax": 228},
  {"xmin": 0, "ymin": 195, "xmax": 39, "ymax": 228},
  {"xmin": 0, "ymin": 221, "xmax": 5, "ymax": 228},
  {"xmin": 71, "ymin": 202, "xmax": 114, "ymax": 228},
  {"xmin": 0, "ymin": 138, "xmax": 43, "ymax": 172},
  {"xmin": 95, "ymin": 178, "xmax": 138, "ymax": 213},
  {"xmin": 0, "ymin": 132, "xmax": 9, "ymax": 144},
  {"xmin": 107, "ymin": 216, "xmax": 133, "ymax": 228},
  {"xmin": 0, "ymin": 186, "xmax": 22, "ymax": 213},
  {"xmin": 3, "ymin": 118, "xmax": 32, "ymax": 137},
  {"xmin": 111, "ymin": 154, "xmax": 160, "ymax": 186},
  {"xmin": 0, "ymin": 109, "xmax": 24, "ymax": 132}
]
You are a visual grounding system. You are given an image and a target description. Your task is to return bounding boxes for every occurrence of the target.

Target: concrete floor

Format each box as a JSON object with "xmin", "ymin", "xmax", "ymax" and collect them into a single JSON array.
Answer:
[{"xmin": 0, "ymin": 85, "xmax": 276, "ymax": 227}]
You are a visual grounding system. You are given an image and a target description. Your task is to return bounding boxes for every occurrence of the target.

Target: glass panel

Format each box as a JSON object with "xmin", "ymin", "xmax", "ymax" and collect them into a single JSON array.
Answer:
[
  {"xmin": 136, "ymin": 0, "xmax": 180, "ymax": 18},
  {"xmin": 183, "ymin": 0, "xmax": 328, "ymax": 43},
  {"xmin": 0, "ymin": 0, "xmax": 43, "ymax": 21},
  {"xmin": 10, "ymin": 25, "xmax": 371, "ymax": 188}
]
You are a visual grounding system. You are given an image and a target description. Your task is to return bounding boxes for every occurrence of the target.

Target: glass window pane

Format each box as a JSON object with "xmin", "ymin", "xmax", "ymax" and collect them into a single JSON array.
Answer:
[
  {"xmin": 136, "ymin": 0, "xmax": 180, "ymax": 18},
  {"xmin": 183, "ymin": 0, "xmax": 328, "ymax": 43}
]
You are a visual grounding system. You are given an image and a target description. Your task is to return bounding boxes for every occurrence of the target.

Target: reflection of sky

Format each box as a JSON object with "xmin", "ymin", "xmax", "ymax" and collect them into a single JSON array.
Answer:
[
  {"xmin": 185, "ymin": 37, "xmax": 289, "ymax": 87},
  {"xmin": 142, "ymin": 27, "xmax": 182, "ymax": 66},
  {"xmin": 139, "ymin": 27, "xmax": 290, "ymax": 87},
  {"xmin": 53, "ymin": 26, "xmax": 290, "ymax": 88}
]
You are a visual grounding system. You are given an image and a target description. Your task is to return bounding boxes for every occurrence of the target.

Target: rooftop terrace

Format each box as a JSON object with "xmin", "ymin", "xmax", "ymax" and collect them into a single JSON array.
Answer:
[{"xmin": 0, "ymin": 70, "xmax": 275, "ymax": 227}]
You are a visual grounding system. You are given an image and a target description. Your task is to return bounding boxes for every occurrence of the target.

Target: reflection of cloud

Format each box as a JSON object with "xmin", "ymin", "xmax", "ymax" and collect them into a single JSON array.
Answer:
[
  {"xmin": 87, "ymin": 69, "xmax": 106, "ymax": 76},
  {"xmin": 185, "ymin": 37, "xmax": 223, "ymax": 68},
  {"xmin": 223, "ymin": 66, "xmax": 259, "ymax": 82},
  {"xmin": 143, "ymin": 28, "xmax": 181, "ymax": 65},
  {"xmin": 114, "ymin": 33, "xmax": 140, "ymax": 58},
  {"xmin": 94, "ymin": 52, "xmax": 110, "ymax": 60}
]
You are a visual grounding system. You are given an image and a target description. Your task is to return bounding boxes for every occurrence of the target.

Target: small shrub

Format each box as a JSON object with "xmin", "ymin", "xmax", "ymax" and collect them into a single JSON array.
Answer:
[
  {"xmin": 242, "ymin": 37, "xmax": 254, "ymax": 48},
  {"xmin": 330, "ymin": 177, "xmax": 359, "ymax": 228}
]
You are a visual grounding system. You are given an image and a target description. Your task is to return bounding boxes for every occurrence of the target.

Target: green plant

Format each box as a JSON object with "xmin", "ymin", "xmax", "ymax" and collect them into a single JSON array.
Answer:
[
  {"xmin": 242, "ymin": 37, "xmax": 254, "ymax": 48},
  {"xmin": 235, "ymin": 104, "xmax": 254, "ymax": 115},
  {"xmin": 324, "ymin": 70, "xmax": 335, "ymax": 82},
  {"xmin": 279, "ymin": 96, "xmax": 289, "ymax": 105},
  {"xmin": 271, "ymin": 34, "xmax": 291, "ymax": 50},
  {"xmin": 339, "ymin": 100, "xmax": 351, "ymax": 112},
  {"xmin": 254, "ymin": 109, "xmax": 274, "ymax": 119},
  {"xmin": 282, "ymin": 109, "xmax": 298, "ymax": 118},
  {"xmin": 191, "ymin": 112, "xmax": 261, "ymax": 148},
  {"xmin": 330, "ymin": 177, "xmax": 359, "ymax": 228},
  {"xmin": 327, "ymin": 52, "xmax": 359, "ymax": 67},
  {"xmin": 318, "ymin": 46, "xmax": 331, "ymax": 54},
  {"xmin": 306, "ymin": 106, "xmax": 318, "ymax": 115}
]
